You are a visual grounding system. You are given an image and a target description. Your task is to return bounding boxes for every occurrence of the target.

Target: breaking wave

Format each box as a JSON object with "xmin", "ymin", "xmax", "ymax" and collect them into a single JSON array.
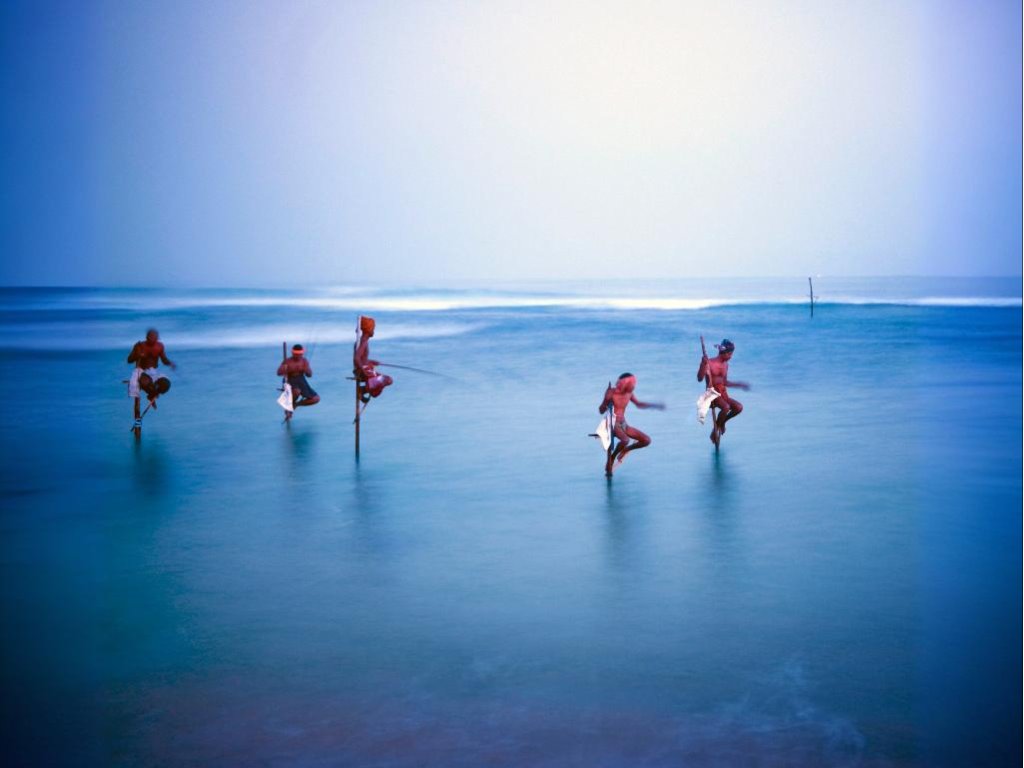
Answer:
[
  {"xmin": 1, "ymin": 289, "xmax": 1018, "ymax": 313},
  {"xmin": 0, "ymin": 321, "xmax": 481, "ymax": 351}
]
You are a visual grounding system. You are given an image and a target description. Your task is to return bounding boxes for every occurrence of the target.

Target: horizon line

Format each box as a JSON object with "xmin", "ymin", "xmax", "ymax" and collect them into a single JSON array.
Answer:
[{"xmin": 1, "ymin": 275, "xmax": 1022, "ymax": 291}]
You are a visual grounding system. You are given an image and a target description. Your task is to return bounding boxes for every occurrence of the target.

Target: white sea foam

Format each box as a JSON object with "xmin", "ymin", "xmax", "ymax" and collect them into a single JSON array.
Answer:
[
  {"xmin": 0, "ymin": 321, "xmax": 481, "ymax": 351},
  {"xmin": 2, "ymin": 290, "xmax": 1017, "ymax": 313},
  {"xmin": 896, "ymin": 296, "xmax": 1022, "ymax": 307},
  {"xmin": 790, "ymin": 296, "xmax": 1022, "ymax": 308},
  {"xmin": 170, "ymin": 322, "xmax": 481, "ymax": 349}
]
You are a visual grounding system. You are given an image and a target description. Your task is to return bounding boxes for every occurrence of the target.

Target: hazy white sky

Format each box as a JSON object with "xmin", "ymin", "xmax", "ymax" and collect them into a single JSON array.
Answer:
[{"xmin": 1, "ymin": 0, "xmax": 1020, "ymax": 285}]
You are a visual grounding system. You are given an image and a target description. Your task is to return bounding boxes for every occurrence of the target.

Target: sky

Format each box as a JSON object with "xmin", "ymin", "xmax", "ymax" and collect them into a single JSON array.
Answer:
[{"xmin": 0, "ymin": 0, "xmax": 1020, "ymax": 286}]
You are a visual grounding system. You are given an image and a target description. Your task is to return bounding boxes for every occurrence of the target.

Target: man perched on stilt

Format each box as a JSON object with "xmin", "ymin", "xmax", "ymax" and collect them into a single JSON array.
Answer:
[
  {"xmin": 127, "ymin": 329, "xmax": 176, "ymax": 409},
  {"xmin": 353, "ymin": 316, "xmax": 393, "ymax": 403},
  {"xmin": 697, "ymin": 339, "xmax": 750, "ymax": 449},
  {"xmin": 599, "ymin": 373, "xmax": 665, "ymax": 476},
  {"xmin": 277, "ymin": 344, "xmax": 320, "ymax": 421}
]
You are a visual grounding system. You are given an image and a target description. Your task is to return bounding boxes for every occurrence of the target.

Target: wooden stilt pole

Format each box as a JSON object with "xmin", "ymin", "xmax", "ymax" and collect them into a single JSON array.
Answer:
[
  {"xmin": 809, "ymin": 277, "xmax": 815, "ymax": 317},
  {"xmin": 354, "ymin": 317, "xmax": 361, "ymax": 459},
  {"xmin": 133, "ymin": 396, "xmax": 141, "ymax": 439},
  {"xmin": 281, "ymin": 342, "xmax": 290, "ymax": 423},
  {"xmin": 700, "ymin": 335, "xmax": 719, "ymax": 453},
  {"xmin": 713, "ymin": 404, "xmax": 720, "ymax": 454},
  {"xmin": 606, "ymin": 381, "xmax": 615, "ymax": 468}
]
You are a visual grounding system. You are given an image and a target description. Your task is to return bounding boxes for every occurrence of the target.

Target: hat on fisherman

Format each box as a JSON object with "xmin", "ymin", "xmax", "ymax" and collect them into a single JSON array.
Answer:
[
  {"xmin": 360, "ymin": 316, "xmax": 376, "ymax": 335},
  {"xmin": 718, "ymin": 339, "xmax": 735, "ymax": 352}
]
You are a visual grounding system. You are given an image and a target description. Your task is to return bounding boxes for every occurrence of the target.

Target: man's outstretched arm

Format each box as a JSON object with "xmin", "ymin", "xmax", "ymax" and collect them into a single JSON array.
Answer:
[{"xmin": 631, "ymin": 394, "xmax": 666, "ymax": 410}]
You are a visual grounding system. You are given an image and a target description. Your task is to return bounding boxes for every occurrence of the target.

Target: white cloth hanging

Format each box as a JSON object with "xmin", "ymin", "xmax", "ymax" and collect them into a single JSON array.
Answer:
[
  {"xmin": 594, "ymin": 414, "xmax": 613, "ymax": 452},
  {"xmin": 277, "ymin": 382, "xmax": 294, "ymax": 412},
  {"xmin": 696, "ymin": 387, "xmax": 721, "ymax": 424}
]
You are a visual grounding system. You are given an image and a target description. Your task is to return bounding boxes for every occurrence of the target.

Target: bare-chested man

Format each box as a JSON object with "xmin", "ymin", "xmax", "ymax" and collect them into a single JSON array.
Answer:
[
  {"xmin": 127, "ymin": 329, "xmax": 175, "ymax": 406},
  {"xmin": 353, "ymin": 316, "xmax": 393, "ymax": 403},
  {"xmin": 697, "ymin": 338, "xmax": 750, "ymax": 448},
  {"xmin": 277, "ymin": 344, "xmax": 320, "ymax": 420},
  {"xmin": 599, "ymin": 373, "xmax": 665, "ymax": 476}
]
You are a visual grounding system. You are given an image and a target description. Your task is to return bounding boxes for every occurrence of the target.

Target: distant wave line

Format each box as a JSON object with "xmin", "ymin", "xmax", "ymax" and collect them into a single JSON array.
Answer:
[
  {"xmin": 0, "ymin": 322, "xmax": 482, "ymax": 351},
  {"xmin": 0, "ymin": 294, "xmax": 1019, "ymax": 312}
]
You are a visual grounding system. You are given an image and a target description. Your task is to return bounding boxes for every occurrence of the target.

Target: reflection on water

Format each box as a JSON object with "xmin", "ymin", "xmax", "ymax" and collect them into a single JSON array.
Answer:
[
  {"xmin": 282, "ymin": 423, "xmax": 318, "ymax": 482},
  {"xmin": 699, "ymin": 452, "xmax": 742, "ymax": 564},
  {"xmin": 708, "ymin": 450, "xmax": 730, "ymax": 496},
  {"xmin": 131, "ymin": 438, "xmax": 169, "ymax": 496},
  {"xmin": 602, "ymin": 480, "xmax": 640, "ymax": 574},
  {"xmin": 342, "ymin": 461, "xmax": 394, "ymax": 558}
]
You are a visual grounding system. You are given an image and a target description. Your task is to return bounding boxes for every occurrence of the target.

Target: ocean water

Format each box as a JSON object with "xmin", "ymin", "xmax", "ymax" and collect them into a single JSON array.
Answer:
[{"xmin": 0, "ymin": 278, "xmax": 1020, "ymax": 767}]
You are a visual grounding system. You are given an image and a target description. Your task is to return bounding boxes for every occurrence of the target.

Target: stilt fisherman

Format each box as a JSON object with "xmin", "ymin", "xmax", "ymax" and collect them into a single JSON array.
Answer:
[
  {"xmin": 697, "ymin": 338, "xmax": 750, "ymax": 449},
  {"xmin": 353, "ymin": 316, "xmax": 393, "ymax": 402},
  {"xmin": 127, "ymin": 328, "xmax": 175, "ymax": 407},
  {"xmin": 599, "ymin": 373, "xmax": 665, "ymax": 476},
  {"xmin": 277, "ymin": 344, "xmax": 320, "ymax": 421}
]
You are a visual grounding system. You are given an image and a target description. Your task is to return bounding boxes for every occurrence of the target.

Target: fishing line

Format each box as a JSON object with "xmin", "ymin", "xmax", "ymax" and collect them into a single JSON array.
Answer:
[{"xmin": 375, "ymin": 362, "xmax": 460, "ymax": 381}]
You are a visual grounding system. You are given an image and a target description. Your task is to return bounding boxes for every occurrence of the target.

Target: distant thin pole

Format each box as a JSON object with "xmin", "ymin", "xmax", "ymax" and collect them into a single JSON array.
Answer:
[{"xmin": 808, "ymin": 277, "xmax": 815, "ymax": 317}]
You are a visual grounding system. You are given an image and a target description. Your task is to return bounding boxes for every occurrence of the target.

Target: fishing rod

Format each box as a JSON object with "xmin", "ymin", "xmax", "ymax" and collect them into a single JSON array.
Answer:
[{"xmin": 374, "ymin": 362, "xmax": 456, "ymax": 380}]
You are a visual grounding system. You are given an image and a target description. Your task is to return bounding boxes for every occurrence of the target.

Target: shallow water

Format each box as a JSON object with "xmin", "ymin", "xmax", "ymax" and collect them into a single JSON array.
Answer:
[{"xmin": 1, "ymin": 280, "xmax": 1020, "ymax": 766}]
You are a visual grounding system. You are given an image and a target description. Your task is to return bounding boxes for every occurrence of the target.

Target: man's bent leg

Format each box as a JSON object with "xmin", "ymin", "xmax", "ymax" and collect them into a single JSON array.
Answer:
[
  {"xmin": 368, "ymin": 374, "xmax": 393, "ymax": 398},
  {"xmin": 617, "ymin": 426, "xmax": 651, "ymax": 464},
  {"xmin": 139, "ymin": 373, "xmax": 160, "ymax": 405},
  {"xmin": 720, "ymin": 398, "xmax": 743, "ymax": 431},
  {"xmin": 713, "ymin": 398, "xmax": 731, "ymax": 442}
]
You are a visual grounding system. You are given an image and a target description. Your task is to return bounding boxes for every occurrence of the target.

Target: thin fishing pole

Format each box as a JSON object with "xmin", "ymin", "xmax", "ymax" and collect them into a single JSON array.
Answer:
[{"xmin": 375, "ymin": 362, "xmax": 460, "ymax": 380}]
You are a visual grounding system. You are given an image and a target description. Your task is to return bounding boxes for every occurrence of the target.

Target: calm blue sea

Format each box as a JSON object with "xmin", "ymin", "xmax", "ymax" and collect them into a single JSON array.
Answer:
[{"xmin": 0, "ymin": 278, "xmax": 1020, "ymax": 766}]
